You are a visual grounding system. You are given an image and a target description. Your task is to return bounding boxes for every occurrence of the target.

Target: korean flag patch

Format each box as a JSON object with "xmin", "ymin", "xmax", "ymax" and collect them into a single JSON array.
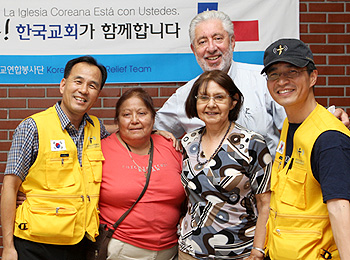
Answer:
[
  {"xmin": 276, "ymin": 140, "xmax": 285, "ymax": 155},
  {"xmin": 51, "ymin": 140, "xmax": 66, "ymax": 151}
]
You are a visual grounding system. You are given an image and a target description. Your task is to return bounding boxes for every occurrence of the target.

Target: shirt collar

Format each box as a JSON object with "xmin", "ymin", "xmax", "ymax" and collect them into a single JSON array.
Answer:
[
  {"xmin": 228, "ymin": 60, "xmax": 236, "ymax": 79},
  {"xmin": 55, "ymin": 101, "xmax": 95, "ymax": 131}
]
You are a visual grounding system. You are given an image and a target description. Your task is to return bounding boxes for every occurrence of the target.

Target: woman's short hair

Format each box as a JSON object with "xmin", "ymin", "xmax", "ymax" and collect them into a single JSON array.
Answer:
[
  {"xmin": 185, "ymin": 70, "xmax": 243, "ymax": 121},
  {"xmin": 114, "ymin": 88, "xmax": 156, "ymax": 123}
]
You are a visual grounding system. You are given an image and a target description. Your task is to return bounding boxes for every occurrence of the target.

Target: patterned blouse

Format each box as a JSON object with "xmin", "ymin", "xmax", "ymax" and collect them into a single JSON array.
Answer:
[{"xmin": 179, "ymin": 123, "xmax": 272, "ymax": 259}]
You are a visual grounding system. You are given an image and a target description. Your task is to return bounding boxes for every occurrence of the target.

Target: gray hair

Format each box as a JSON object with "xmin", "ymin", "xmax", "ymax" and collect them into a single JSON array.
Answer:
[{"xmin": 189, "ymin": 11, "xmax": 234, "ymax": 45}]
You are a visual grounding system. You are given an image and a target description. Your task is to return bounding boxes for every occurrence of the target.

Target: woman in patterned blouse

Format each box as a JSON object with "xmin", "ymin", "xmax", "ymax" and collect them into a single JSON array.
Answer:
[{"xmin": 178, "ymin": 70, "xmax": 271, "ymax": 260}]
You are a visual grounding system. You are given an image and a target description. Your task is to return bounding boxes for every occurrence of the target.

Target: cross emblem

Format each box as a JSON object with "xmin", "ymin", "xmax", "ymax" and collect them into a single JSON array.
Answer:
[{"xmin": 276, "ymin": 45, "xmax": 285, "ymax": 55}]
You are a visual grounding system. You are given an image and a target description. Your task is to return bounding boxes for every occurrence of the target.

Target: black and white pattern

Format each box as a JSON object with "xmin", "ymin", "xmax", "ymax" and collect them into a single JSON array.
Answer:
[{"xmin": 179, "ymin": 123, "xmax": 272, "ymax": 259}]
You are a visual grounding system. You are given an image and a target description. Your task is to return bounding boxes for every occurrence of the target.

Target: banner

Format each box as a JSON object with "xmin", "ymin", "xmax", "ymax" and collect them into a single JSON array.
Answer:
[{"xmin": 0, "ymin": 0, "xmax": 299, "ymax": 84}]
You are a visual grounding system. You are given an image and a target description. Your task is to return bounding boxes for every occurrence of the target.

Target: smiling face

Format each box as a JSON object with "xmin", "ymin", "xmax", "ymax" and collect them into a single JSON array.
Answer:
[
  {"xmin": 191, "ymin": 19, "xmax": 235, "ymax": 73},
  {"xmin": 266, "ymin": 62, "xmax": 318, "ymax": 117},
  {"xmin": 196, "ymin": 80, "xmax": 236, "ymax": 127},
  {"xmin": 117, "ymin": 96, "xmax": 155, "ymax": 145},
  {"xmin": 59, "ymin": 62, "xmax": 102, "ymax": 126}
]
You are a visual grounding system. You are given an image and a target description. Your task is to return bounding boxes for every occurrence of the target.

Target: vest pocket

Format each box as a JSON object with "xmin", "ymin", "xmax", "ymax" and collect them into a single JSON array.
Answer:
[
  {"xmin": 28, "ymin": 206, "xmax": 77, "ymax": 238},
  {"xmin": 280, "ymin": 168, "xmax": 307, "ymax": 209},
  {"xmin": 271, "ymin": 227, "xmax": 322, "ymax": 259},
  {"xmin": 86, "ymin": 150, "xmax": 104, "ymax": 183},
  {"xmin": 85, "ymin": 202, "xmax": 100, "ymax": 240},
  {"xmin": 45, "ymin": 157, "xmax": 75, "ymax": 189}
]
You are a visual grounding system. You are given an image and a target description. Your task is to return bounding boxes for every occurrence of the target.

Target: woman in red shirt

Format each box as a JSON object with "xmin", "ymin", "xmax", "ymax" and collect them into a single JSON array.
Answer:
[{"xmin": 99, "ymin": 88, "xmax": 186, "ymax": 260}]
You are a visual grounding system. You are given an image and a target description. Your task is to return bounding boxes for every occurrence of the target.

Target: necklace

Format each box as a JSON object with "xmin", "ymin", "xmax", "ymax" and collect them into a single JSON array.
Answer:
[
  {"xmin": 125, "ymin": 140, "xmax": 151, "ymax": 176},
  {"xmin": 125, "ymin": 142, "xmax": 152, "ymax": 155},
  {"xmin": 196, "ymin": 121, "xmax": 232, "ymax": 165}
]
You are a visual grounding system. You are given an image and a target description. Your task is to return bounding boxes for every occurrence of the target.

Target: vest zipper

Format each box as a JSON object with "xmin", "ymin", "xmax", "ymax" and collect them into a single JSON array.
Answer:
[
  {"xmin": 29, "ymin": 206, "xmax": 76, "ymax": 215},
  {"xmin": 275, "ymin": 228, "xmax": 322, "ymax": 236},
  {"xmin": 27, "ymin": 194, "xmax": 84, "ymax": 200},
  {"xmin": 275, "ymin": 212, "xmax": 329, "ymax": 220}
]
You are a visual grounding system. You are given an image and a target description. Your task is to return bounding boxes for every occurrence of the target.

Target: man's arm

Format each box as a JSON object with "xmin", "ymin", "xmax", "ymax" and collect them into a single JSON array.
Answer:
[
  {"xmin": 327, "ymin": 105, "xmax": 350, "ymax": 128},
  {"xmin": 327, "ymin": 199, "xmax": 350, "ymax": 259},
  {"xmin": 97, "ymin": 118, "xmax": 114, "ymax": 137},
  {"xmin": 1, "ymin": 118, "xmax": 38, "ymax": 259},
  {"xmin": 334, "ymin": 108, "xmax": 350, "ymax": 128},
  {"xmin": 1, "ymin": 175, "xmax": 23, "ymax": 260},
  {"xmin": 312, "ymin": 131, "xmax": 350, "ymax": 258},
  {"xmin": 104, "ymin": 123, "xmax": 118, "ymax": 134},
  {"xmin": 154, "ymin": 90, "xmax": 185, "ymax": 138},
  {"xmin": 154, "ymin": 78, "xmax": 204, "ymax": 138}
]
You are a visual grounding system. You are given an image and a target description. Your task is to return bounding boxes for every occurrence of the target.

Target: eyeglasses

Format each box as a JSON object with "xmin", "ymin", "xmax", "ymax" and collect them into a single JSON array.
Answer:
[
  {"xmin": 265, "ymin": 69, "xmax": 308, "ymax": 81},
  {"xmin": 195, "ymin": 94, "xmax": 231, "ymax": 103}
]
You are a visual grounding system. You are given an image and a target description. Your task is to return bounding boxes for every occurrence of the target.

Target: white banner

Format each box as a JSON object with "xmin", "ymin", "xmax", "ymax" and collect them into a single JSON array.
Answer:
[{"xmin": 0, "ymin": 0, "xmax": 299, "ymax": 83}]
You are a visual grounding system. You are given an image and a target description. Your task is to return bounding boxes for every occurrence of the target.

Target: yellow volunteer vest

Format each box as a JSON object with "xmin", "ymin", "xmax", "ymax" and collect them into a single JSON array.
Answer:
[
  {"xmin": 14, "ymin": 106, "xmax": 104, "ymax": 245},
  {"xmin": 267, "ymin": 104, "xmax": 350, "ymax": 260}
]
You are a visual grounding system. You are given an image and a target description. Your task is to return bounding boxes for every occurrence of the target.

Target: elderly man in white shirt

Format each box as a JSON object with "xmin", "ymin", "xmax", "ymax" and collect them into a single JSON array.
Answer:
[
  {"xmin": 154, "ymin": 10, "xmax": 349, "ymax": 157},
  {"xmin": 154, "ymin": 10, "xmax": 285, "ymax": 156}
]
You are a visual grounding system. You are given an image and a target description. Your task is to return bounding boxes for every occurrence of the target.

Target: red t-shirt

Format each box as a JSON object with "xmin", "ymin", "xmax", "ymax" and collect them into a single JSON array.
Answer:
[{"xmin": 99, "ymin": 134, "xmax": 185, "ymax": 250}]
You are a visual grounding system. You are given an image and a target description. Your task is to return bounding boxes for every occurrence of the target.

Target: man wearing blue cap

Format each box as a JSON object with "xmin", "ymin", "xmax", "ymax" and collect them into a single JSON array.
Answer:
[{"xmin": 262, "ymin": 38, "xmax": 350, "ymax": 259}]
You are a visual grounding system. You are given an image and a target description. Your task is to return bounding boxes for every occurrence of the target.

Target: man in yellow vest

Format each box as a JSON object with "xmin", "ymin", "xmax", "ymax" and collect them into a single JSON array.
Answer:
[
  {"xmin": 261, "ymin": 38, "xmax": 350, "ymax": 259},
  {"xmin": 1, "ymin": 56, "xmax": 108, "ymax": 260}
]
